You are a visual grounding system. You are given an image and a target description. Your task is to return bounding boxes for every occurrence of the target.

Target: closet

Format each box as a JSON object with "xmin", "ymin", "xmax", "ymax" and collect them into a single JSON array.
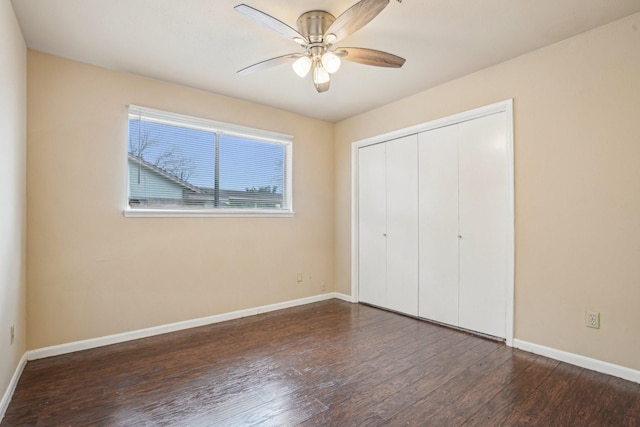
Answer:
[{"xmin": 356, "ymin": 103, "xmax": 512, "ymax": 340}]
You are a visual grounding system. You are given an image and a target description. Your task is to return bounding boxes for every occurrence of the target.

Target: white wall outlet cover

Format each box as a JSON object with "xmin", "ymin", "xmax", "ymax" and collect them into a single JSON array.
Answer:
[{"xmin": 586, "ymin": 311, "xmax": 600, "ymax": 329}]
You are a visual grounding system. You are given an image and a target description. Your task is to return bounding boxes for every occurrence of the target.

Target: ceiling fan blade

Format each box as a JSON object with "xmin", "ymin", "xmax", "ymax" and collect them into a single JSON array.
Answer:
[
  {"xmin": 338, "ymin": 47, "xmax": 405, "ymax": 68},
  {"xmin": 235, "ymin": 4, "xmax": 308, "ymax": 44},
  {"xmin": 237, "ymin": 53, "xmax": 301, "ymax": 75},
  {"xmin": 324, "ymin": 0, "xmax": 389, "ymax": 42}
]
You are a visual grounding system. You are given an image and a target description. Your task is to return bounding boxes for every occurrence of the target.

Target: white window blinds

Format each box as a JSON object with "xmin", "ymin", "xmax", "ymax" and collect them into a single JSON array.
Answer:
[{"xmin": 127, "ymin": 106, "xmax": 293, "ymax": 215}]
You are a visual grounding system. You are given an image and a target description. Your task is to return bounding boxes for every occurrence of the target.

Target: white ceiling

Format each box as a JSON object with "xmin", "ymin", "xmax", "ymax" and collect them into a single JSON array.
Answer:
[{"xmin": 11, "ymin": 0, "xmax": 640, "ymax": 122}]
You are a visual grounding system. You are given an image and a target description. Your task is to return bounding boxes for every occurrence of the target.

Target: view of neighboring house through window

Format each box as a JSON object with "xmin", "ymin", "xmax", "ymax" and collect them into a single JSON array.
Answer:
[{"xmin": 127, "ymin": 106, "xmax": 292, "ymax": 214}]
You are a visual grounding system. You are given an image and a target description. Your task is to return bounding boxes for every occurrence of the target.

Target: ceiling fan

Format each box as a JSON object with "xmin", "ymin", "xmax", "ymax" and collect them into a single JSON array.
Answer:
[{"xmin": 235, "ymin": 0, "xmax": 406, "ymax": 93}]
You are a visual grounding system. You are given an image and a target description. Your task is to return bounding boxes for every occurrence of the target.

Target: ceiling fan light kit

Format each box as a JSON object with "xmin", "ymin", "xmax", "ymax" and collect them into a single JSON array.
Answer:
[{"xmin": 235, "ymin": 0, "xmax": 406, "ymax": 93}]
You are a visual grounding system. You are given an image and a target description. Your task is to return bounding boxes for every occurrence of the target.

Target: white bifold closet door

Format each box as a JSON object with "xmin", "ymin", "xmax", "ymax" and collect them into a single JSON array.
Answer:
[
  {"xmin": 386, "ymin": 135, "xmax": 419, "ymax": 316},
  {"xmin": 457, "ymin": 113, "xmax": 508, "ymax": 338},
  {"xmin": 418, "ymin": 112, "xmax": 508, "ymax": 338},
  {"xmin": 358, "ymin": 142, "xmax": 387, "ymax": 308},
  {"xmin": 418, "ymin": 124, "xmax": 460, "ymax": 326},
  {"xmin": 358, "ymin": 135, "xmax": 419, "ymax": 316}
]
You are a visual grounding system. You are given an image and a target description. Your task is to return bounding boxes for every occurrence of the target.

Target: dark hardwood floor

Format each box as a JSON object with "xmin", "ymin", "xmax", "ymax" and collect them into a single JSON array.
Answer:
[{"xmin": 2, "ymin": 300, "xmax": 639, "ymax": 426}]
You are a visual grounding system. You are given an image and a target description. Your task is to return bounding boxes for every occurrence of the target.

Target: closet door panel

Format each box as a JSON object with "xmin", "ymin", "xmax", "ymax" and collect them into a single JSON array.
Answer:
[
  {"xmin": 458, "ymin": 112, "xmax": 508, "ymax": 338},
  {"xmin": 386, "ymin": 135, "xmax": 419, "ymax": 316},
  {"xmin": 358, "ymin": 143, "xmax": 387, "ymax": 308},
  {"xmin": 418, "ymin": 125, "xmax": 460, "ymax": 325}
]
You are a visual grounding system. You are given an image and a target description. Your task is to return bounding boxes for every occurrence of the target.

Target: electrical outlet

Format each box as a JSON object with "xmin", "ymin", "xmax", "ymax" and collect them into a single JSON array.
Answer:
[
  {"xmin": 296, "ymin": 272, "xmax": 303, "ymax": 282},
  {"xmin": 586, "ymin": 311, "xmax": 600, "ymax": 329},
  {"xmin": 321, "ymin": 281, "xmax": 326, "ymax": 291},
  {"xmin": 10, "ymin": 325, "xmax": 15, "ymax": 345}
]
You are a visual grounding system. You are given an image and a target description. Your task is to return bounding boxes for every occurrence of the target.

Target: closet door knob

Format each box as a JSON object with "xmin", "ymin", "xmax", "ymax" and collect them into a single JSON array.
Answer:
[{"xmin": 458, "ymin": 235, "xmax": 463, "ymax": 239}]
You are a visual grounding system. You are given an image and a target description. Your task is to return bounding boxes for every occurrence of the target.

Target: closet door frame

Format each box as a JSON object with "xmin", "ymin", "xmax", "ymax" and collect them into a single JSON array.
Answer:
[{"xmin": 351, "ymin": 99, "xmax": 515, "ymax": 346}]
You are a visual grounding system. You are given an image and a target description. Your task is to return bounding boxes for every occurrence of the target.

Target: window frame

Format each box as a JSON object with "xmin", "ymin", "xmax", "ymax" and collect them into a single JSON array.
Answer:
[{"xmin": 124, "ymin": 105, "xmax": 294, "ymax": 218}]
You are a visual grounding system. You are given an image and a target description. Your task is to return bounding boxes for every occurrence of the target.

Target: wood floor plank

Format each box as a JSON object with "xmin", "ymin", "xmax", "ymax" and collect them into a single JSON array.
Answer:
[
  {"xmin": 587, "ymin": 376, "xmax": 640, "ymax": 426},
  {"xmin": 382, "ymin": 344, "xmax": 518, "ymax": 425},
  {"xmin": 2, "ymin": 300, "xmax": 639, "ymax": 426},
  {"xmin": 461, "ymin": 351, "xmax": 555, "ymax": 426},
  {"xmin": 532, "ymin": 368, "xmax": 611, "ymax": 426},
  {"xmin": 370, "ymin": 338, "xmax": 498, "ymax": 421},
  {"xmin": 297, "ymin": 331, "xmax": 473, "ymax": 425},
  {"xmin": 500, "ymin": 361, "xmax": 585, "ymax": 425}
]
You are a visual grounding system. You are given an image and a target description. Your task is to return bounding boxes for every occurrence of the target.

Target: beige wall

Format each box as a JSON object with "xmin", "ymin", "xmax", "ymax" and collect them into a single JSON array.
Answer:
[
  {"xmin": 0, "ymin": 0, "xmax": 27, "ymax": 405},
  {"xmin": 335, "ymin": 13, "xmax": 640, "ymax": 371},
  {"xmin": 27, "ymin": 52, "xmax": 335, "ymax": 349}
]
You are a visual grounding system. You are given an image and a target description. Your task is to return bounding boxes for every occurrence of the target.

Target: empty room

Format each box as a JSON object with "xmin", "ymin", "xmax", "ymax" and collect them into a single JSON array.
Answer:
[{"xmin": 1, "ymin": 0, "xmax": 640, "ymax": 425}]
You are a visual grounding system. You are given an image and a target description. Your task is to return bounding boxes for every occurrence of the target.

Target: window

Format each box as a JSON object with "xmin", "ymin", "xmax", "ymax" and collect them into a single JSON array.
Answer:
[{"xmin": 125, "ymin": 105, "xmax": 293, "ymax": 217}]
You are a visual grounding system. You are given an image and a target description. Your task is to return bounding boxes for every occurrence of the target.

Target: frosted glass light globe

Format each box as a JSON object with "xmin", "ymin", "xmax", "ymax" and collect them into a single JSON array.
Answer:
[
  {"xmin": 292, "ymin": 56, "xmax": 312, "ymax": 77},
  {"xmin": 313, "ymin": 64, "xmax": 330, "ymax": 84},
  {"xmin": 321, "ymin": 52, "xmax": 341, "ymax": 74}
]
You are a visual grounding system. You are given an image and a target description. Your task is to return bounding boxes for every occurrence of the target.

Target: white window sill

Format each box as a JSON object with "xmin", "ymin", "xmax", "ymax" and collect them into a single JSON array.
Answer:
[{"xmin": 123, "ymin": 209, "xmax": 295, "ymax": 218}]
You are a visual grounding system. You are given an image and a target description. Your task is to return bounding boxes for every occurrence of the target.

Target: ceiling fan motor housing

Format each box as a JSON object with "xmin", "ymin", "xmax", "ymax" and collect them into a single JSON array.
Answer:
[{"xmin": 297, "ymin": 11, "xmax": 336, "ymax": 44}]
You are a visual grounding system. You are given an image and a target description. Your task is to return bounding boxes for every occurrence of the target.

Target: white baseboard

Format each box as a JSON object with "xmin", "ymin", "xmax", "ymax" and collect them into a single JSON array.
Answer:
[
  {"xmin": 27, "ymin": 293, "xmax": 348, "ymax": 361},
  {"xmin": 513, "ymin": 339, "xmax": 640, "ymax": 384},
  {"xmin": 333, "ymin": 292, "xmax": 355, "ymax": 303},
  {"xmin": 0, "ymin": 352, "xmax": 27, "ymax": 422}
]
